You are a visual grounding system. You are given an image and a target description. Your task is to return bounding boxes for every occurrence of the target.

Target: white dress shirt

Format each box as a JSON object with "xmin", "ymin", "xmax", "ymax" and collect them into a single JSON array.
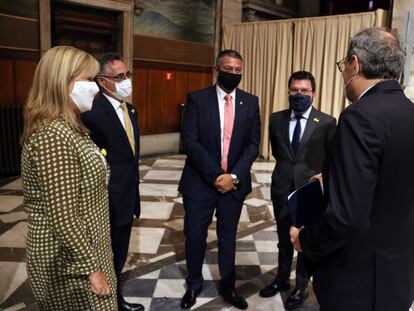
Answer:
[
  {"xmin": 289, "ymin": 105, "xmax": 313, "ymax": 142},
  {"xmin": 103, "ymin": 93, "xmax": 135, "ymax": 139},
  {"xmin": 358, "ymin": 84, "xmax": 376, "ymax": 100},
  {"xmin": 216, "ymin": 85, "xmax": 236, "ymax": 153}
]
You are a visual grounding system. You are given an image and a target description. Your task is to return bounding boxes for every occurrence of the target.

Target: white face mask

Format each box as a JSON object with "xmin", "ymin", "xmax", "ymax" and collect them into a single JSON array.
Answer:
[
  {"xmin": 343, "ymin": 73, "xmax": 357, "ymax": 89},
  {"xmin": 69, "ymin": 81, "xmax": 99, "ymax": 112},
  {"xmin": 111, "ymin": 78, "xmax": 132, "ymax": 101}
]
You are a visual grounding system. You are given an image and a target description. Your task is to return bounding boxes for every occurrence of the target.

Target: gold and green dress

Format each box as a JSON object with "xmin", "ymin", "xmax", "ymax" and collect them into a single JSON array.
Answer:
[{"xmin": 21, "ymin": 119, "xmax": 117, "ymax": 310}]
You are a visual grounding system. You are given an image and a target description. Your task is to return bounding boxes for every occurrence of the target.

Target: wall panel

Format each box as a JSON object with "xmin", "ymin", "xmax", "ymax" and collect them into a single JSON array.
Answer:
[
  {"xmin": 15, "ymin": 60, "xmax": 37, "ymax": 106},
  {"xmin": 0, "ymin": 59, "xmax": 15, "ymax": 106},
  {"xmin": 134, "ymin": 60, "xmax": 213, "ymax": 135}
]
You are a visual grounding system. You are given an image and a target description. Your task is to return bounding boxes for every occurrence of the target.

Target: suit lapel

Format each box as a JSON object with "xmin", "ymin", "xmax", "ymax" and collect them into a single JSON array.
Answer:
[
  {"xmin": 229, "ymin": 89, "xmax": 245, "ymax": 150},
  {"xmin": 99, "ymin": 94, "xmax": 134, "ymax": 156},
  {"xmin": 127, "ymin": 103, "xmax": 140, "ymax": 157},
  {"xmin": 281, "ymin": 110, "xmax": 294, "ymax": 159},
  {"xmin": 296, "ymin": 108, "xmax": 319, "ymax": 156},
  {"xmin": 208, "ymin": 86, "xmax": 221, "ymax": 151}
]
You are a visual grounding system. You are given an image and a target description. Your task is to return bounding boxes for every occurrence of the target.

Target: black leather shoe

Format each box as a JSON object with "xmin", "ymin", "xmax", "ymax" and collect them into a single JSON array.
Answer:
[
  {"xmin": 180, "ymin": 289, "xmax": 199, "ymax": 309},
  {"xmin": 219, "ymin": 289, "xmax": 248, "ymax": 310},
  {"xmin": 259, "ymin": 280, "xmax": 290, "ymax": 297},
  {"xmin": 118, "ymin": 299, "xmax": 145, "ymax": 311},
  {"xmin": 285, "ymin": 288, "xmax": 308, "ymax": 309},
  {"xmin": 118, "ymin": 296, "xmax": 145, "ymax": 311}
]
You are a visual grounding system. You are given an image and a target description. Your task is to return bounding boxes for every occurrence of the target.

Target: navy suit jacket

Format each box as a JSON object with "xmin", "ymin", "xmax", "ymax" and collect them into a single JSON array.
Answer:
[
  {"xmin": 178, "ymin": 85, "xmax": 261, "ymax": 202},
  {"xmin": 81, "ymin": 93, "xmax": 140, "ymax": 226},
  {"xmin": 300, "ymin": 80, "xmax": 414, "ymax": 311}
]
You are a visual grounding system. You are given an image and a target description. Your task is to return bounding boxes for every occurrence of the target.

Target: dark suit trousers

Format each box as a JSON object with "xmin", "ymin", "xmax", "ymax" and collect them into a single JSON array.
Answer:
[
  {"xmin": 274, "ymin": 201, "xmax": 308, "ymax": 289},
  {"xmin": 183, "ymin": 194, "xmax": 243, "ymax": 291},
  {"xmin": 110, "ymin": 221, "xmax": 133, "ymax": 298}
]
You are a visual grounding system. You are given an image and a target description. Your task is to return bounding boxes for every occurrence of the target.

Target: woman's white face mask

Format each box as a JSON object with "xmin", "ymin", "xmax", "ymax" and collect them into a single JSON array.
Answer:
[{"xmin": 69, "ymin": 81, "xmax": 99, "ymax": 112}]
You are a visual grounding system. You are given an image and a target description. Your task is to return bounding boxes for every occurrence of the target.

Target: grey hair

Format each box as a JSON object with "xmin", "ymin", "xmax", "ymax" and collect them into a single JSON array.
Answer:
[
  {"xmin": 346, "ymin": 27, "xmax": 405, "ymax": 80},
  {"xmin": 216, "ymin": 49, "xmax": 243, "ymax": 67}
]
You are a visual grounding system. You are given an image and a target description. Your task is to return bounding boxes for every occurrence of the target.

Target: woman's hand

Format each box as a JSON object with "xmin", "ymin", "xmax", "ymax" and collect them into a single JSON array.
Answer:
[{"xmin": 88, "ymin": 269, "xmax": 111, "ymax": 296}]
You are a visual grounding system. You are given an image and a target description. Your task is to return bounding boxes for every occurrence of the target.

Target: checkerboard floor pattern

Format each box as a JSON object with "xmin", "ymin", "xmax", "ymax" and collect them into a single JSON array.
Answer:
[
  {"xmin": 121, "ymin": 227, "xmax": 280, "ymax": 310},
  {"xmin": 1, "ymin": 155, "xmax": 413, "ymax": 311}
]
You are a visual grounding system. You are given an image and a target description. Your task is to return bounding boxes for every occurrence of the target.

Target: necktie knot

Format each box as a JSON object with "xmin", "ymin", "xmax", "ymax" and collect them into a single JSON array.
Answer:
[
  {"xmin": 224, "ymin": 94, "xmax": 232, "ymax": 104},
  {"xmin": 120, "ymin": 102, "xmax": 127, "ymax": 112},
  {"xmin": 295, "ymin": 114, "xmax": 302, "ymax": 120}
]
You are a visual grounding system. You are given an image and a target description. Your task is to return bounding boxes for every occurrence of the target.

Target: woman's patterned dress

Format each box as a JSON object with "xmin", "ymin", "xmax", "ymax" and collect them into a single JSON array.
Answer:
[{"xmin": 21, "ymin": 119, "xmax": 117, "ymax": 310}]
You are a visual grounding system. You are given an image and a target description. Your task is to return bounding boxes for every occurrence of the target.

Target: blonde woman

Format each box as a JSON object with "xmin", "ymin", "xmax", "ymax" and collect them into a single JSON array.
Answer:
[{"xmin": 21, "ymin": 46, "xmax": 117, "ymax": 310}]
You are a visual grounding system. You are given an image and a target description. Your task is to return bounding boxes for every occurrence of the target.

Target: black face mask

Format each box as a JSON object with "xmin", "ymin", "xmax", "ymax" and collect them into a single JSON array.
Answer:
[
  {"xmin": 289, "ymin": 93, "xmax": 312, "ymax": 113},
  {"xmin": 217, "ymin": 70, "xmax": 242, "ymax": 92}
]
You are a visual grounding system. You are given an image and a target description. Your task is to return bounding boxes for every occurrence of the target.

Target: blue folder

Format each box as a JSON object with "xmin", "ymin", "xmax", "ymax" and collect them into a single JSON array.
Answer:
[{"xmin": 287, "ymin": 180, "xmax": 324, "ymax": 228}]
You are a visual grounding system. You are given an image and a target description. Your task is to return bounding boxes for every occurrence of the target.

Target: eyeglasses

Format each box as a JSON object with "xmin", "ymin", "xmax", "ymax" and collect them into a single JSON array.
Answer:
[
  {"xmin": 99, "ymin": 71, "xmax": 132, "ymax": 82},
  {"xmin": 336, "ymin": 58, "xmax": 346, "ymax": 72}
]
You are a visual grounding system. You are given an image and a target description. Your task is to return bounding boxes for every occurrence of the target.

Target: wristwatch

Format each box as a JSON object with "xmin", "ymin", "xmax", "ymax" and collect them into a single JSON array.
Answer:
[{"xmin": 231, "ymin": 174, "xmax": 240, "ymax": 185}]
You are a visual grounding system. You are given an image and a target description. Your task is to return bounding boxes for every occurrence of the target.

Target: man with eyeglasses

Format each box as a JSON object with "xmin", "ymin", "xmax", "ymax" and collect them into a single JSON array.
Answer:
[
  {"xmin": 81, "ymin": 53, "xmax": 144, "ymax": 311},
  {"xmin": 179, "ymin": 49, "xmax": 261, "ymax": 310},
  {"xmin": 260, "ymin": 71, "xmax": 336, "ymax": 309},
  {"xmin": 290, "ymin": 27, "xmax": 414, "ymax": 311}
]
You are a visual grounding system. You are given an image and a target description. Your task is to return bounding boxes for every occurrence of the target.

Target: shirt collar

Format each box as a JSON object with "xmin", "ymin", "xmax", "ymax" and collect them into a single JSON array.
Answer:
[
  {"xmin": 216, "ymin": 84, "xmax": 236, "ymax": 101},
  {"xmin": 103, "ymin": 93, "xmax": 122, "ymax": 110},
  {"xmin": 290, "ymin": 105, "xmax": 313, "ymax": 120},
  {"xmin": 357, "ymin": 84, "xmax": 376, "ymax": 100}
]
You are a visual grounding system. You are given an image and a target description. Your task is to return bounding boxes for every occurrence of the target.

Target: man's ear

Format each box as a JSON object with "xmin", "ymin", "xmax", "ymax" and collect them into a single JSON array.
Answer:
[
  {"xmin": 213, "ymin": 66, "xmax": 220, "ymax": 77},
  {"xmin": 351, "ymin": 55, "xmax": 361, "ymax": 74}
]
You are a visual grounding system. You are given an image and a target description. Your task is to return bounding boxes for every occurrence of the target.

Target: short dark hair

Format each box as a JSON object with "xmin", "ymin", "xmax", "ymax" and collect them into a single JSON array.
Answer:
[
  {"xmin": 288, "ymin": 71, "xmax": 316, "ymax": 91},
  {"xmin": 216, "ymin": 49, "xmax": 243, "ymax": 66},
  {"xmin": 346, "ymin": 27, "xmax": 404, "ymax": 79},
  {"xmin": 96, "ymin": 52, "xmax": 123, "ymax": 75}
]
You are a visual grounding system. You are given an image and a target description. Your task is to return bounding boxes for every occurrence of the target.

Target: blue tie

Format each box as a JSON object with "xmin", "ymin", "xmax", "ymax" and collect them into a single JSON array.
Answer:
[{"xmin": 291, "ymin": 115, "xmax": 302, "ymax": 155}]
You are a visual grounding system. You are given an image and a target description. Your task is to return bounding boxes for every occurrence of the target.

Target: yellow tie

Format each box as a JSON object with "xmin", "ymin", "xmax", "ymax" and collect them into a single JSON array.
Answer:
[{"xmin": 120, "ymin": 102, "xmax": 135, "ymax": 155}]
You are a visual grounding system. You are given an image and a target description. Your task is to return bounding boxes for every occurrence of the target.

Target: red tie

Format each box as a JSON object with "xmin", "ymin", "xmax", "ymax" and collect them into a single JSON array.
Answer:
[{"xmin": 221, "ymin": 94, "xmax": 234, "ymax": 172}]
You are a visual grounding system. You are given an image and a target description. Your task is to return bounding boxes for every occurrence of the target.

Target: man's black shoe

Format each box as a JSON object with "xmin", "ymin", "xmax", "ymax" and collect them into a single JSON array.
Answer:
[
  {"xmin": 118, "ymin": 296, "xmax": 145, "ymax": 311},
  {"xmin": 259, "ymin": 280, "xmax": 290, "ymax": 297},
  {"xmin": 180, "ymin": 289, "xmax": 199, "ymax": 309},
  {"xmin": 219, "ymin": 289, "xmax": 248, "ymax": 310},
  {"xmin": 285, "ymin": 288, "xmax": 308, "ymax": 309}
]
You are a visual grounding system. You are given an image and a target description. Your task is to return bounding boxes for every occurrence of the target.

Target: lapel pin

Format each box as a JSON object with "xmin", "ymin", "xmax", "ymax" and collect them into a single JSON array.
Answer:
[
  {"xmin": 313, "ymin": 117, "xmax": 320, "ymax": 123},
  {"xmin": 131, "ymin": 109, "xmax": 135, "ymax": 113},
  {"xmin": 240, "ymin": 101, "xmax": 243, "ymax": 105}
]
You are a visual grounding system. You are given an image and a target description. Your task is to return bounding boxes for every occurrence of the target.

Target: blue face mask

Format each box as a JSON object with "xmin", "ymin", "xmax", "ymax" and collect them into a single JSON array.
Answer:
[{"xmin": 289, "ymin": 93, "xmax": 312, "ymax": 113}]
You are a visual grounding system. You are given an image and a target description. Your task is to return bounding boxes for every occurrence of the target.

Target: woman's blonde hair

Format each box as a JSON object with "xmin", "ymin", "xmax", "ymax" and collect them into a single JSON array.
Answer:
[{"xmin": 21, "ymin": 46, "xmax": 99, "ymax": 143}]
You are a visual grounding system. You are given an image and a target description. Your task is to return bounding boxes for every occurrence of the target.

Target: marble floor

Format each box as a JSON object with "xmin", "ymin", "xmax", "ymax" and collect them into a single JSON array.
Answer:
[{"xmin": 0, "ymin": 155, "xmax": 413, "ymax": 311}]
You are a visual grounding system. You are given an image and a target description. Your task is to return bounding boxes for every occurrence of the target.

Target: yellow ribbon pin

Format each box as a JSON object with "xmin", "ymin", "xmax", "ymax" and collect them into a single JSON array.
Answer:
[{"xmin": 101, "ymin": 148, "xmax": 107, "ymax": 156}]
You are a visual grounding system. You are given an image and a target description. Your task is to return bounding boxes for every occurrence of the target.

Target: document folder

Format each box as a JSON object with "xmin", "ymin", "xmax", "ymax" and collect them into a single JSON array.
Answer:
[{"xmin": 287, "ymin": 180, "xmax": 324, "ymax": 228}]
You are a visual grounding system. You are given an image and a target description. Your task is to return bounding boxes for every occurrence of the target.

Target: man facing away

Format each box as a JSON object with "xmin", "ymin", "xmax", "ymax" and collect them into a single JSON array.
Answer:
[
  {"xmin": 81, "ymin": 53, "xmax": 144, "ymax": 311},
  {"xmin": 291, "ymin": 27, "xmax": 414, "ymax": 311},
  {"xmin": 178, "ymin": 49, "xmax": 261, "ymax": 310},
  {"xmin": 260, "ymin": 71, "xmax": 336, "ymax": 309}
]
